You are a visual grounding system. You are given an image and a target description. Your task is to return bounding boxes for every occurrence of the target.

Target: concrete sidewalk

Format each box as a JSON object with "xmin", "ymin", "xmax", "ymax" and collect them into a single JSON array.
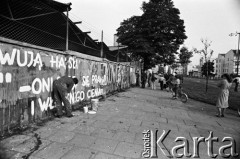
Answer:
[{"xmin": 1, "ymin": 87, "xmax": 240, "ymax": 159}]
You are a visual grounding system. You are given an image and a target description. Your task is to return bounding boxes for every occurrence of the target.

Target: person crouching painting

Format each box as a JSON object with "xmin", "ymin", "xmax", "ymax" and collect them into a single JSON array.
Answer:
[{"xmin": 53, "ymin": 76, "xmax": 79, "ymax": 118}]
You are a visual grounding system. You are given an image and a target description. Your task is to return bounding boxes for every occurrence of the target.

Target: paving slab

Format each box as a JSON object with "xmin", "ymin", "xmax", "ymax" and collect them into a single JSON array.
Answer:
[
  {"xmin": 112, "ymin": 131, "xmax": 136, "ymax": 143},
  {"xmin": 33, "ymin": 127, "xmax": 57, "ymax": 139},
  {"xmin": 90, "ymin": 138, "xmax": 119, "ymax": 153},
  {"xmin": 33, "ymin": 142, "xmax": 73, "ymax": 159},
  {"xmin": 91, "ymin": 128, "xmax": 116, "ymax": 139},
  {"xmin": 47, "ymin": 130, "xmax": 75, "ymax": 143},
  {"xmin": 61, "ymin": 147, "xmax": 96, "ymax": 159},
  {"xmin": 73, "ymin": 125, "xmax": 97, "ymax": 135},
  {"xmin": 67, "ymin": 134, "xmax": 96, "ymax": 148},
  {"xmin": 114, "ymin": 142, "xmax": 142, "ymax": 158}
]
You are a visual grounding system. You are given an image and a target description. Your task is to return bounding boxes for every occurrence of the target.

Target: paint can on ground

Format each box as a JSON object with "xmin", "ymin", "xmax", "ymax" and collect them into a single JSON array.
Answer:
[
  {"xmin": 83, "ymin": 106, "xmax": 88, "ymax": 113},
  {"xmin": 91, "ymin": 98, "xmax": 99, "ymax": 112}
]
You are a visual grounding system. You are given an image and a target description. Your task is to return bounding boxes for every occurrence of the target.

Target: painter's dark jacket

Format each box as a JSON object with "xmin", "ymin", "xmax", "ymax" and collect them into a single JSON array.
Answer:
[
  {"xmin": 56, "ymin": 76, "xmax": 75, "ymax": 93},
  {"xmin": 53, "ymin": 76, "xmax": 75, "ymax": 116}
]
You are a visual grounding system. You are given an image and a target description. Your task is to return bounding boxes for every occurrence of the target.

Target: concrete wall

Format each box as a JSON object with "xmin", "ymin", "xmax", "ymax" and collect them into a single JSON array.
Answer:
[{"xmin": 0, "ymin": 38, "xmax": 139, "ymax": 134}]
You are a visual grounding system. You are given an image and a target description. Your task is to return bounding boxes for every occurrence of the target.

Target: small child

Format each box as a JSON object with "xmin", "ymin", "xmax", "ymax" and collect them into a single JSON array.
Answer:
[{"xmin": 172, "ymin": 76, "xmax": 180, "ymax": 99}]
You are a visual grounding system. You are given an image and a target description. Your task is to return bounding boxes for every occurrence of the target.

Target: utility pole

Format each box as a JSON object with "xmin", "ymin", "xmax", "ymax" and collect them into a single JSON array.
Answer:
[
  {"xmin": 117, "ymin": 42, "xmax": 119, "ymax": 62},
  {"xmin": 66, "ymin": 6, "xmax": 69, "ymax": 51},
  {"xmin": 100, "ymin": 30, "xmax": 104, "ymax": 58},
  {"xmin": 65, "ymin": 3, "xmax": 71, "ymax": 76},
  {"xmin": 229, "ymin": 32, "xmax": 240, "ymax": 75}
]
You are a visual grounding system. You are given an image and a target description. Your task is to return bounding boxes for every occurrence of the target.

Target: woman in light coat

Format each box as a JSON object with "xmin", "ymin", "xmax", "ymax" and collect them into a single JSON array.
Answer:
[{"xmin": 216, "ymin": 74, "xmax": 232, "ymax": 117}]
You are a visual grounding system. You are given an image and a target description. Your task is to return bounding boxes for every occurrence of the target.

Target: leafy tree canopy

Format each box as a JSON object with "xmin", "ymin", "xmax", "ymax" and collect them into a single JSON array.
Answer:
[
  {"xmin": 116, "ymin": 0, "xmax": 187, "ymax": 69},
  {"xmin": 179, "ymin": 46, "xmax": 193, "ymax": 66},
  {"xmin": 201, "ymin": 61, "xmax": 214, "ymax": 77},
  {"xmin": 171, "ymin": 62, "xmax": 180, "ymax": 70}
]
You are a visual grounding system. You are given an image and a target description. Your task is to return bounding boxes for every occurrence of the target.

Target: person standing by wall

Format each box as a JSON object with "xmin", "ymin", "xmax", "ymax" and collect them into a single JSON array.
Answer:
[
  {"xmin": 136, "ymin": 70, "xmax": 140, "ymax": 87},
  {"xmin": 147, "ymin": 69, "xmax": 153, "ymax": 87},
  {"xmin": 141, "ymin": 70, "xmax": 147, "ymax": 88},
  {"xmin": 159, "ymin": 74, "xmax": 165, "ymax": 90},
  {"xmin": 53, "ymin": 76, "xmax": 79, "ymax": 118},
  {"xmin": 233, "ymin": 76, "xmax": 240, "ymax": 92},
  {"xmin": 117, "ymin": 68, "xmax": 122, "ymax": 91},
  {"xmin": 216, "ymin": 74, "xmax": 232, "ymax": 117},
  {"xmin": 151, "ymin": 73, "xmax": 157, "ymax": 90}
]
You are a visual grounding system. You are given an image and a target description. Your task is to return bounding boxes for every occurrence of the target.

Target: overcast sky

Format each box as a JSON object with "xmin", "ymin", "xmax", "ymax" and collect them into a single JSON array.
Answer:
[{"xmin": 58, "ymin": 0, "xmax": 240, "ymax": 65}]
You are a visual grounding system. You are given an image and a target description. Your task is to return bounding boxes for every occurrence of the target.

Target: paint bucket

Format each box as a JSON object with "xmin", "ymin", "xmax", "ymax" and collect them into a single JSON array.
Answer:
[
  {"xmin": 91, "ymin": 98, "xmax": 99, "ymax": 112},
  {"xmin": 83, "ymin": 106, "xmax": 88, "ymax": 113}
]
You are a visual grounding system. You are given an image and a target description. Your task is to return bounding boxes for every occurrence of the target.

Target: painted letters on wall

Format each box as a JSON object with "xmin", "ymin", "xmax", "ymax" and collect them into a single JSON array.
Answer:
[{"xmin": 0, "ymin": 42, "xmax": 137, "ymax": 131}]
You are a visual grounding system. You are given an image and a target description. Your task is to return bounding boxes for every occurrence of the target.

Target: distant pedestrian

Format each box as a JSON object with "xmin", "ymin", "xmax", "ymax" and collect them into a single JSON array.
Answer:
[
  {"xmin": 172, "ymin": 74, "xmax": 181, "ymax": 99},
  {"xmin": 159, "ymin": 74, "xmax": 165, "ymax": 90},
  {"xmin": 216, "ymin": 74, "xmax": 232, "ymax": 117},
  {"xmin": 233, "ymin": 76, "xmax": 240, "ymax": 92},
  {"xmin": 136, "ymin": 70, "xmax": 140, "ymax": 87},
  {"xmin": 166, "ymin": 73, "xmax": 176, "ymax": 94},
  {"xmin": 151, "ymin": 73, "xmax": 157, "ymax": 90},
  {"xmin": 53, "ymin": 76, "xmax": 79, "ymax": 118},
  {"xmin": 163, "ymin": 77, "xmax": 167, "ymax": 89},
  {"xmin": 141, "ymin": 70, "xmax": 147, "ymax": 88},
  {"xmin": 147, "ymin": 69, "xmax": 153, "ymax": 87},
  {"xmin": 117, "ymin": 67, "xmax": 122, "ymax": 91},
  {"xmin": 164, "ymin": 74, "xmax": 170, "ymax": 90}
]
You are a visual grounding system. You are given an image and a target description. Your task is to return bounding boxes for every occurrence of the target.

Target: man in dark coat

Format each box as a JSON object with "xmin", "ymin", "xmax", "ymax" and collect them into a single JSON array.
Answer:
[
  {"xmin": 141, "ymin": 70, "xmax": 147, "ymax": 88},
  {"xmin": 233, "ymin": 77, "xmax": 240, "ymax": 92},
  {"xmin": 53, "ymin": 76, "xmax": 78, "ymax": 118}
]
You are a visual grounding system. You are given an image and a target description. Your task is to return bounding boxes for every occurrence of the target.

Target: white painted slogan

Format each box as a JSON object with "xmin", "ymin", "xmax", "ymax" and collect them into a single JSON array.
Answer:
[{"xmin": 0, "ymin": 47, "xmax": 105, "ymax": 112}]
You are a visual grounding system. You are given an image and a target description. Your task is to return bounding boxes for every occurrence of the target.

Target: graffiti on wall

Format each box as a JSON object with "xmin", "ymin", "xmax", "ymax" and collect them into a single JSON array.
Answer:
[{"xmin": 0, "ymin": 43, "xmax": 135, "ymax": 124}]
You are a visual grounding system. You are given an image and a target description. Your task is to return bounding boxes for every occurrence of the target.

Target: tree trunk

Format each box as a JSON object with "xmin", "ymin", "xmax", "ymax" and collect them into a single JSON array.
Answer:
[{"xmin": 205, "ymin": 57, "xmax": 209, "ymax": 93}]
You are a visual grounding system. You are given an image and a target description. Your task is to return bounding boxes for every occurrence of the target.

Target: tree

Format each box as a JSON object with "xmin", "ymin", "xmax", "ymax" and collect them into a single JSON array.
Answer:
[
  {"xmin": 116, "ymin": 0, "xmax": 187, "ymax": 70},
  {"xmin": 179, "ymin": 46, "xmax": 193, "ymax": 66},
  {"xmin": 116, "ymin": 16, "xmax": 155, "ymax": 70},
  {"xmin": 179, "ymin": 46, "xmax": 193, "ymax": 74},
  {"xmin": 201, "ymin": 61, "xmax": 214, "ymax": 77},
  {"xmin": 193, "ymin": 38, "xmax": 214, "ymax": 92},
  {"xmin": 171, "ymin": 63, "xmax": 180, "ymax": 72}
]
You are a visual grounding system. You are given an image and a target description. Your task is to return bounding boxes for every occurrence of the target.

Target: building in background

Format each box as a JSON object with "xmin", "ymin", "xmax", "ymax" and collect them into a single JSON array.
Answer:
[
  {"xmin": 183, "ymin": 63, "xmax": 199, "ymax": 76},
  {"xmin": 113, "ymin": 34, "xmax": 121, "ymax": 47},
  {"xmin": 215, "ymin": 54, "xmax": 225, "ymax": 77},
  {"xmin": 223, "ymin": 50, "xmax": 239, "ymax": 75},
  {"xmin": 215, "ymin": 50, "xmax": 239, "ymax": 77},
  {"xmin": 197, "ymin": 57, "xmax": 204, "ymax": 77},
  {"xmin": 188, "ymin": 66, "xmax": 199, "ymax": 77}
]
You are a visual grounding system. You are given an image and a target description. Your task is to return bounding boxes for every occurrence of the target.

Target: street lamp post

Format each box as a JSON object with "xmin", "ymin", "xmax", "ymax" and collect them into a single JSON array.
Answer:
[{"xmin": 229, "ymin": 32, "xmax": 240, "ymax": 75}]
